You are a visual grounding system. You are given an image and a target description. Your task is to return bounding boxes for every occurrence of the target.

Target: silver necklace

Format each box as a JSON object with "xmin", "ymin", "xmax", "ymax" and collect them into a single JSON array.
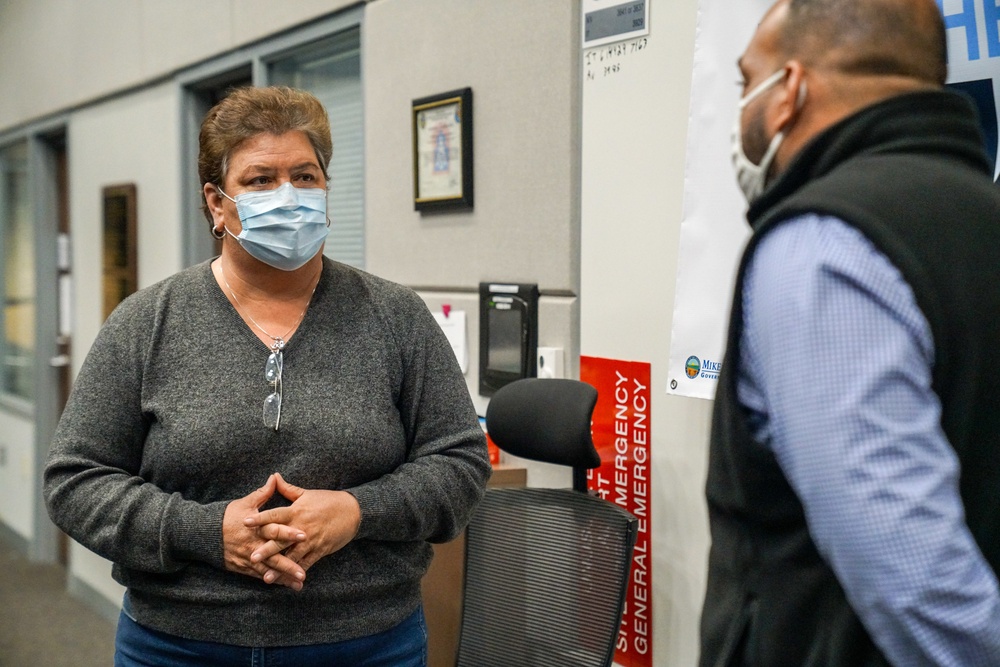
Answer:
[{"xmin": 219, "ymin": 260, "xmax": 319, "ymax": 351}]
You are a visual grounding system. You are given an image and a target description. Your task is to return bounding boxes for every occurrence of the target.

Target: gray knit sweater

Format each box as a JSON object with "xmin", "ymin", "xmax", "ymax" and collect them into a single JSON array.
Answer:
[{"xmin": 43, "ymin": 258, "xmax": 490, "ymax": 647}]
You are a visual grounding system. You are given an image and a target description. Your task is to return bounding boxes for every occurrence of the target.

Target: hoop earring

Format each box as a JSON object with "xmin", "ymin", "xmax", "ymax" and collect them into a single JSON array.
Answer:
[{"xmin": 211, "ymin": 226, "xmax": 226, "ymax": 240}]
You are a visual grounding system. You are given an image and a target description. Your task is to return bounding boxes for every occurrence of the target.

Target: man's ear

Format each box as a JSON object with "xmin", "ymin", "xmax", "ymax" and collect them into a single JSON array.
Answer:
[{"xmin": 772, "ymin": 60, "xmax": 807, "ymax": 132}]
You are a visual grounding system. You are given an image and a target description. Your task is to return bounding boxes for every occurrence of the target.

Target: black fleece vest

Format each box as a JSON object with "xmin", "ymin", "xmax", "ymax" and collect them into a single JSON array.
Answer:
[{"xmin": 701, "ymin": 90, "xmax": 1000, "ymax": 667}]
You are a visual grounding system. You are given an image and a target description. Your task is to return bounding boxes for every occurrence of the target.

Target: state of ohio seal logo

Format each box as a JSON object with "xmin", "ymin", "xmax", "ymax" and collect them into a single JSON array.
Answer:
[{"xmin": 685, "ymin": 356, "xmax": 701, "ymax": 379}]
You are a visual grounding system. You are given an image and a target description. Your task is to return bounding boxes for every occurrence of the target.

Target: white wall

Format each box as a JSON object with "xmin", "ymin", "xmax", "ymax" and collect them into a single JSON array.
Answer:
[
  {"xmin": 43, "ymin": 0, "xmax": 587, "ymax": 613},
  {"xmin": 70, "ymin": 83, "xmax": 183, "ymax": 351},
  {"xmin": 66, "ymin": 81, "xmax": 183, "ymax": 599},
  {"xmin": 365, "ymin": 0, "xmax": 583, "ymax": 488},
  {"xmin": 0, "ymin": 0, "xmax": 358, "ymax": 131},
  {"xmin": 2, "ymin": 1, "xmax": 718, "ymax": 663},
  {"xmin": 364, "ymin": 0, "xmax": 579, "ymax": 292},
  {"xmin": 0, "ymin": 413, "xmax": 36, "ymax": 540},
  {"xmin": 581, "ymin": 0, "xmax": 710, "ymax": 664}
]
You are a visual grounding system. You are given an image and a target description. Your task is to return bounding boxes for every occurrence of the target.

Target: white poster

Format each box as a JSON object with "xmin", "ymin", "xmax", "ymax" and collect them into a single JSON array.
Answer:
[
  {"xmin": 667, "ymin": 1, "xmax": 770, "ymax": 400},
  {"xmin": 667, "ymin": 0, "xmax": 1000, "ymax": 400},
  {"xmin": 432, "ymin": 309, "xmax": 469, "ymax": 374}
]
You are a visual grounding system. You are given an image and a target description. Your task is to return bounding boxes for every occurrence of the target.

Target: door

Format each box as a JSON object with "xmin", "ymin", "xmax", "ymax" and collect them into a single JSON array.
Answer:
[{"xmin": 30, "ymin": 131, "xmax": 71, "ymax": 564}]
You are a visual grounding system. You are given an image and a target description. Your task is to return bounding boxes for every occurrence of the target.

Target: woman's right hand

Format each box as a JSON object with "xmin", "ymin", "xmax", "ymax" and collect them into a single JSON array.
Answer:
[{"xmin": 222, "ymin": 474, "xmax": 308, "ymax": 591}]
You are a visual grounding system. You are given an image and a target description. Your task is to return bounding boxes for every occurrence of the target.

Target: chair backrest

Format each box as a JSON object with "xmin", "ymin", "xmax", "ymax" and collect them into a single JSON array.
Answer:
[
  {"xmin": 457, "ymin": 378, "xmax": 638, "ymax": 667},
  {"xmin": 456, "ymin": 487, "xmax": 638, "ymax": 667},
  {"xmin": 485, "ymin": 378, "xmax": 600, "ymax": 491}
]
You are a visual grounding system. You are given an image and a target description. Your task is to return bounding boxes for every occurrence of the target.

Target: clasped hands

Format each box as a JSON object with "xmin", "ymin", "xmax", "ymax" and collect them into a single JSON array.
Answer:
[{"xmin": 222, "ymin": 472, "xmax": 361, "ymax": 592}]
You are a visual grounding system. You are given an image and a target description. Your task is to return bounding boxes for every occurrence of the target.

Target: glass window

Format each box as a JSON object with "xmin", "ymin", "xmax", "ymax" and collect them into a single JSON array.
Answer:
[
  {"xmin": 0, "ymin": 142, "xmax": 34, "ymax": 401},
  {"xmin": 269, "ymin": 29, "xmax": 364, "ymax": 269},
  {"xmin": 182, "ymin": 68, "xmax": 253, "ymax": 267}
]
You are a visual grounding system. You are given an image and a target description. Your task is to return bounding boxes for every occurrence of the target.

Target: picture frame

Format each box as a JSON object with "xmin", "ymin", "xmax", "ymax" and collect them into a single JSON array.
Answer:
[
  {"xmin": 101, "ymin": 183, "xmax": 138, "ymax": 321},
  {"xmin": 412, "ymin": 87, "xmax": 473, "ymax": 211}
]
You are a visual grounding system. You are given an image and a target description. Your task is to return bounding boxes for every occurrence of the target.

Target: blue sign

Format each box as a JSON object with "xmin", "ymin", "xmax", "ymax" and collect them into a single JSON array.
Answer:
[{"xmin": 938, "ymin": 0, "xmax": 1000, "ymax": 180}]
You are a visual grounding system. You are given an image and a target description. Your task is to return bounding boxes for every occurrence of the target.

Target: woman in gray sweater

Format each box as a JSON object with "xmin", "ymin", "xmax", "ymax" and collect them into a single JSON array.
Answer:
[{"xmin": 43, "ymin": 86, "xmax": 490, "ymax": 666}]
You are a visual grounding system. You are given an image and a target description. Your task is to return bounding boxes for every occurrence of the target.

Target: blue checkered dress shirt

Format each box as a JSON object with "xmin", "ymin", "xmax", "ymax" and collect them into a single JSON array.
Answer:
[{"xmin": 736, "ymin": 213, "xmax": 1000, "ymax": 665}]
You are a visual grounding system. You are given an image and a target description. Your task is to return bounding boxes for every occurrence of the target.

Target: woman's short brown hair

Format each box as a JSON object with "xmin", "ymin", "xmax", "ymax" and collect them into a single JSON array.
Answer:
[{"xmin": 198, "ymin": 86, "xmax": 333, "ymax": 223}]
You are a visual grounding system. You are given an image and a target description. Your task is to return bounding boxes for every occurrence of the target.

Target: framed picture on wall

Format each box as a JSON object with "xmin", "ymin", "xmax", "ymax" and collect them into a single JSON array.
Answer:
[
  {"xmin": 102, "ymin": 183, "xmax": 138, "ymax": 321},
  {"xmin": 412, "ymin": 87, "xmax": 473, "ymax": 211}
]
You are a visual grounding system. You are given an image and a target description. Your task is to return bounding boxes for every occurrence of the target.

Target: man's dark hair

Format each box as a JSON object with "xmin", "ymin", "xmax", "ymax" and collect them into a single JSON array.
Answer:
[{"xmin": 779, "ymin": 0, "xmax": 947, "ymax": 84}]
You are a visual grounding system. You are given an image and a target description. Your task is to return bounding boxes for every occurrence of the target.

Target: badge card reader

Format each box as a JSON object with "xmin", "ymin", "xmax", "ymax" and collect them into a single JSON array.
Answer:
[{"xmin": 479, "ymin": 282, "xmax": 538, "ymax": 396}]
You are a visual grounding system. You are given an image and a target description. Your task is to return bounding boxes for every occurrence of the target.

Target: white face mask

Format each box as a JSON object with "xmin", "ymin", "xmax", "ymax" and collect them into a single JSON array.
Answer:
[{"xmin": 731, "ymin": 68, "xmax": 791, "ymax": 204}]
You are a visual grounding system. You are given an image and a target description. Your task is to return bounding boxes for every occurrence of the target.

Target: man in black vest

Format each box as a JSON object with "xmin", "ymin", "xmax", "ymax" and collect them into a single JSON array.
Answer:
[{"xmin": 701, "ymin": 0, "xmax": 1000, "ymax": 665}]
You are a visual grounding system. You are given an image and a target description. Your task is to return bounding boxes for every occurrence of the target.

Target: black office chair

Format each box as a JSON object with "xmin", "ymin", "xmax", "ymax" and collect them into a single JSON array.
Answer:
[{"xmin": 456, "ymin": 378, "xmax": 639, "ymax": 667}]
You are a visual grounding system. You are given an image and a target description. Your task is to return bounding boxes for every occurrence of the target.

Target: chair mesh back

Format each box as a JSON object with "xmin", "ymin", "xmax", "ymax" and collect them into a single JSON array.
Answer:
[{"xmin": 457, "ymin": 488, "xmax": 638, "ymax": 667}]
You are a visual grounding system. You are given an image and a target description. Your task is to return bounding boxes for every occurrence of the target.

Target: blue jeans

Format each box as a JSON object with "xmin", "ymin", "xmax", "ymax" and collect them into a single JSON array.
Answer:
[{"xmin": 114, "ymin": 606, "xmax": 427, "ymax": 667}]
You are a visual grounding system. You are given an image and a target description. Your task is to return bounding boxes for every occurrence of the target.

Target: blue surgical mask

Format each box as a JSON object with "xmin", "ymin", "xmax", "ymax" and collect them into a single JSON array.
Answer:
[{"xmin": 217, "ymin": 182, "xmax": 329, "ymax": 271}]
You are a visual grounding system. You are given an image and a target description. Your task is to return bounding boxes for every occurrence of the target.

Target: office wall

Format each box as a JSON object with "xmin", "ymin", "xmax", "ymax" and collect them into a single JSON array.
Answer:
[
  {"xmin": 580, "ymin": 1, "xmax": 709, "ymax": 664},
  {"xmin": 365, "ymin": 0, "xmax": 582, "ymax": 483},
  {"xmin": 0, "ymin": 0, "xmax": 587, "ymax": 615},
  {"xmin": 0, "ymin": 0, "xmax": 365, "ymax": 581},
  {"xmin": 0, "ymin": 413, "xmax": 35, "ymax": 541},
  {"xmin": 364, "ymin": 0, "xmax": 579, "ymax": 292},
  {"xmin": 0, "ymin": 0, "xmax": 357, "ymax": 131},
  {"xmin": 1, "ymin": 0, "xmax": 717, "ymax": 663},
  {"xmin": 66, "ymin": 81, "xmax": 182, "ymax": 602}
]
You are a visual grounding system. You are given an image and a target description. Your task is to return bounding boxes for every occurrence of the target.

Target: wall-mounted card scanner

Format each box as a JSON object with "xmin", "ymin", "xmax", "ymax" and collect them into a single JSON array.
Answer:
[{"xmin": 479, "ymin": 282, "xmax": 538, "ymax": 396}]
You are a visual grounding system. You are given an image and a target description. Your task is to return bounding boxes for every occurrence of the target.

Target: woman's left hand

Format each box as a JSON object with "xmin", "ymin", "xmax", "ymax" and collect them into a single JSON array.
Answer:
[{"xmin": 244, "ymin": 473, "xmax": 362, "ymax": 579}]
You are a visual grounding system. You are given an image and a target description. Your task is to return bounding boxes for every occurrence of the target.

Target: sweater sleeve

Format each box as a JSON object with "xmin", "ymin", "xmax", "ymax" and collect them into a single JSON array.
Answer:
[
  {"xmin": 43, "ymin": 293, "xmax": 226, "ymax": 573},
  {"xmin": 348, "ymin": 288, "xmax": 491, "ymax": 544}
]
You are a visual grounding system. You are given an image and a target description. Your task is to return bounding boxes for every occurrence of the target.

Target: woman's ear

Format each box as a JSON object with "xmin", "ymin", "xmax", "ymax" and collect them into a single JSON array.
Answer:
[{"xmin": 203, "ymin": 182, "xmax": 225, "ymax": 226}]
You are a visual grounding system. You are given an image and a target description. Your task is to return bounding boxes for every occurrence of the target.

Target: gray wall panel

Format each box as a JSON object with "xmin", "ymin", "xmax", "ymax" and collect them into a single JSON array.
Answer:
[
  {"xmin": 364, "ymin": 0, "xmax": 580, "ymax": 293},
  {"xmin": 0, "ymin": 0, "xmax": 359, "ymax": 131}
]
